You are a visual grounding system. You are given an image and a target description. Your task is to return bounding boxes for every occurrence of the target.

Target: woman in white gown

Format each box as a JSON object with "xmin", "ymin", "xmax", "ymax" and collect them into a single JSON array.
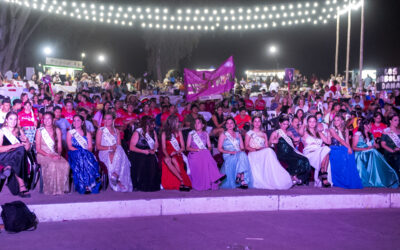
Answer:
[
  {"xmin": 245, "ymin": 116, "xmax": 293, "ymax": 189},
  {"xmin": 96, "ymin": 112, "xmax": 132, "ymax": 192},
  {"xmin": 302, "ymin": 115, "xmax": 332, "ymax": 187}
]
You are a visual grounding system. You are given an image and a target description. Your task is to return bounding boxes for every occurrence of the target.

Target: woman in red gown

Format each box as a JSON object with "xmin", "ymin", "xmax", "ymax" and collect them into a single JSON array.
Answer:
[{"xmin": 161, "ymin": 115, "xmax": 191, "ymax": 191}]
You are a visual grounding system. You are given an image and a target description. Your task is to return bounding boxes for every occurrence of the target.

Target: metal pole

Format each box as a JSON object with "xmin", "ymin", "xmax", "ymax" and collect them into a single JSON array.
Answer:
[
  {"xmin": 358, "ymin": 0, "xmax": 365, "ymax": 89},
  {"xmin": 345, "ymin": 7, "xmax": 351, "ymax": 91},
  {"xmin": 335, "ymin": 12, "xmax": 340, "ymax": 77}
]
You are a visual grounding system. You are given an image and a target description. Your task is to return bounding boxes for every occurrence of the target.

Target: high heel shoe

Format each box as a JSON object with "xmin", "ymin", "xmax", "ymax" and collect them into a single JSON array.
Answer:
[{"xmin": 321, "ymin": 178, "xmax": 331, "ymax": 188}]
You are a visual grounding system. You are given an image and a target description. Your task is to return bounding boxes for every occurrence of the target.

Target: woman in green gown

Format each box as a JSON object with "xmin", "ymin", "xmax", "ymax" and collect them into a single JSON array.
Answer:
[
  {"xmin": 352, "ymin": 118, "xmax": 399, "ymax": 188},
  {"xmin": 381, "ymin": 113, "xmax": 400, "ymax": 176}
]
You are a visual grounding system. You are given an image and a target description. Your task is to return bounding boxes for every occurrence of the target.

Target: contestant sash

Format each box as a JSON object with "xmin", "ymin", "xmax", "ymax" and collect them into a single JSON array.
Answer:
[
  {"xmin": 137, "ymin": 128, "xmax": 155, "ymax": 150},
  {"xmin": 40, "ymin": 127, "xmax": 55, "ymax": 153},
  {"xmin": 387, "ymin": 129, "xmax": 400, "ymax": 148},
  {"xmin": 170, "ymin": 134, "xmax": 191, "ymax": 175},
  {"xmin": 225, "ymin": 131, "xmax": 240, "ymax": 151},
  {"xmin": 277, "ymin": 129, "xmax": 303, "ymax": 156},
  {"xmin": 102, "ymin": 127, "xmax": 117, "ymax": 147},
  {"xmin": 190, "ymin": 130, "xmax": 207, "ymax": 150},
  {"xmin": 247, "ymin": 130, "xmax": 265, "ymax": 149},
  {"xmin": 70, "ymin": 129, "xmax": 88, "ymax": 149},
  {"xmin": 1, "ymin": 127, "xmax": 20, "ymax": 145}
]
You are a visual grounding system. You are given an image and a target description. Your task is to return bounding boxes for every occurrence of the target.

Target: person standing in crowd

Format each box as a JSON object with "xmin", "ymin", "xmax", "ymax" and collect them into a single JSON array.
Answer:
[
  {"xmin": 218, "ymin": 117, "xmax": 252, "ymax": 189},
  {"xmin": 245, "ymin": 116, "xmax": 292, "ymax": 189},
  {"xmin": 62, "ymin": 100, "xmax": 76, "ymax": 125},
  {"xmin": 329, "ymin": 115, "xmax": 363, "ymax": 189},
  {"xmin": 96, "ymin": 112, "xmax": 132, "ymax": 192},
  {"xmin": 381, "ymin": 114, "xmax": 400, "ymax": 176},
  {"xmin": 302, "ymin": 116, "xmax": 332, "ymax": 187},
  {"xmin": 269, "ymin": 115, "xmax": 312, "ymax": 186},
  {"xmin": 161, "ymin": 115, "xmax": 191, "ymax": 191},
  {"xmin": 54, "ymin": 106, "xmax": 71, "ymax": 151},
  {"xmin": 269, "ymin": 78, "xmax": 280, "ymax": 93},
  {"xmin": 0, "ymin": 112, "xmax": 31, "ymax": 197},
  {"xmin": 129, "ymin": 116, "xmax": 160, "ymax": 191},
  {"xmin": 18, "ymin": 101, "xmax": 38, "ymax": 144},
  {"xmin": 183, "ymin": 104, "xmax": 200, "ymax": 129},
  {"xmin": 352, "ymin": 119, "xmax": 399, "ymax": 188},
  {"xmin": 243, "ymin": 93, "xmax": 254, "ymax": 111},
  {"xmin": 186, "ymin": 116, "xmax": 224, "ymax": 191},
  {"xmin": 35, "ymin": 112, "xmax": 70, "ymax": 195},
  {"xmin": 67, "ymin": 115, "xmax": 101, "ymax": 194}
]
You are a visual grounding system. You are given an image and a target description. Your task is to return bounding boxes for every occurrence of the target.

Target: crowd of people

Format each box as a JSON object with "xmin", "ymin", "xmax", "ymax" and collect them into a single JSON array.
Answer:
[{"xmin": 0, "ymin": 71, "xmax": 399, "ymax": 198}]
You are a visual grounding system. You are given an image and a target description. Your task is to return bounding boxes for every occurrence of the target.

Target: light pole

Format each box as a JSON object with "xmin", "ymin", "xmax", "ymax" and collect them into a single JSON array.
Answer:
[
  {"xmin": 358, "ymin": 0, "xmax": 365, "ymax": 89},
  {"xmin": 335, "ymin": 12, "xmax": 340, "ymax": 77}
]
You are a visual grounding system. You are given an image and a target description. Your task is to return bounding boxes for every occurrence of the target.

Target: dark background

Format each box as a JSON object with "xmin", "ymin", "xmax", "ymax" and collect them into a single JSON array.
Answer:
[{"xmin": 21, "ymin": 0, "xmax": 400, "ymax": 79}]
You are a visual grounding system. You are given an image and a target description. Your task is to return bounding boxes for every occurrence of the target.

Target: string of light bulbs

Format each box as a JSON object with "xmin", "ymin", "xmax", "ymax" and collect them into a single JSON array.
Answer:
[{"xmin": 2, "ymin": 0, "xmax": 363, "ymax": 31}]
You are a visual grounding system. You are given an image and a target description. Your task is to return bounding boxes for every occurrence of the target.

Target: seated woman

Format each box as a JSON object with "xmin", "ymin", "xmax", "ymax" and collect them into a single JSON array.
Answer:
[
  {"xmin": 269, "ymin": 115, "xmax": 312, "ymax": 186},
  {"xmin": 187, "ymin": 116, "xmax": 225, "ymax": 191},
  {"xmin": 96, "ymin": 112, "xmax": 132, "ymax": 192},
  {"xmin": 0, "ymin": 112, "xmax": 31, "ymax": 197},
  {"xmin": 245, "ymin": 116, "xmax": 292, "ymax": 190},
  {"xmin": 329, "ymin": 115, "xmax": 363, "ymax": 189},
  {"xmin": 302, "ymin": 115, "xmax": 332, "ymax": 187},
  {"xmin": 161, "ymin": 115, "xmax": 192, "ymax": 191},
  {"xmin": 352, "ymin": 118, "xmax": 399, "ymax": 188},
  {"xmin": 35, "ymin": 112, "xmax": 70, "ymax": 195},
  {"xmin": 210, "ymin": 105, "xmax": 226, "ymax": 136},
  {"xmin": 67, "ymin": 115, "xmax": 101, "ymax": 194},
  {"xmin": 381, "ymin": 114, "xmax": 400, "ymax": 176},
  {"xmin": 129, "ymin": 116, "xmax": 161, "ymax": 192},
  {"xmin": 218, "ymin": 117, "xmax": 252, "ymax": 189}
]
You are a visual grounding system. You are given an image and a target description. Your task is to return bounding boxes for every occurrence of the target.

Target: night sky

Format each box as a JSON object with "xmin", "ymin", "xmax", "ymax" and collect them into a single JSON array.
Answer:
[{"xmin": 20, "ymin": 0, "xmax": 400, "ymax": 79}]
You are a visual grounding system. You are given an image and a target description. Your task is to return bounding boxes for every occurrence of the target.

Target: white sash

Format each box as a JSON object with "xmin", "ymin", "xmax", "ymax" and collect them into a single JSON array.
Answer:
[
  {"xmin": 102, "ymin": 127, "xmax": 117, "ymax": 147},
  {"xmin": 277, "ymin": 129, "xmax": 304, "ymax": 156},
  {"xmin": 170, "ymin": 134, "xmax": 191, "ymax": 175},
  {"xmin": 137, "ymin": 128, "xmax": 155, "ymax": 150},
  {"xmin": 40, "ymin": 127, "xmax": 55, "ymax": 153},
  {"xmin": 189, "ymin": 130, "xmax": 207, "ymax": 150},
  {"xmin": 247, "ymin": 130, "xmax": 265, "ymax": 149},
  {"xmin": 69, "ymin": 129, "xmax": 88, "ymax": 149},
  {"xmin": 387, "ymin": 129, "xmax": 400, "ymax": 148},
  {"xmin": 170, "ymin": 134, "xmax": 181, "ymax": 152},
  {"xmin": 225, "ymin": 131, "xmax": 240, "ymax": 151},
  {"xmin": 1, "ymin": 127, "xmax": 20, "ymax": 145}
]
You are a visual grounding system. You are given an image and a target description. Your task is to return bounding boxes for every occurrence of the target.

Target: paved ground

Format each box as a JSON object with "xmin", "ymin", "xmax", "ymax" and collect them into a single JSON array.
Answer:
[
  {"xmin": 1, "ymin": 209, "xmax": 399, "ymax": 250},
  {"xmin": 1, "ymin": 183, "xmax": 399, "ymax": 205}
]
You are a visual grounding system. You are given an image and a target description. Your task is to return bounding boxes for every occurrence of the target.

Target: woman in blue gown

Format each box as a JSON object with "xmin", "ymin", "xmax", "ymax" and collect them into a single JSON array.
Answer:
[
  {"xmin": 329, "ymin": 115, "xmax": 363, "ymax": 189},
  {"xmin": 67, "ymin": 115, "xmax": 100, "ymax": 194},
  {"xmin": 218, "ymin": 117, "xmax": 252, "ymax": 189},
  {"xmin": 352, "ymin": 118, "xmax": 399, "ymax": 188}
]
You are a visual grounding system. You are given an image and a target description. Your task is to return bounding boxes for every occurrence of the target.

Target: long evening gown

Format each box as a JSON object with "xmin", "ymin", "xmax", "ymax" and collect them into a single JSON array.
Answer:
[
  {"xmin": 98, "ymin": 127, "xmax": 132, "ymax": 192},
  {"xmin": 381, "ymin": 131, "xmax": 400, "ymax": 176},
  {"xmin": 36, "ymin": 128, "xmax": 70, "ymax": 195},
  {"xmin": 0, "ymin": 135, "xmax": 28, "ymax": 195},
  {"xmin": 303, "ymin": 135, "xmax": 332, "ymax": 187},
  {"xmin": 129, "ymin": 131, "xmax": 161, "ymax": 191},
  {"xmin": 161, "ymin": 135, "xmax": 192, "ymax": 190},
  {"xmin": 220, "ymin": 132, "xmax": 253, "ymax": 189},
  {"xmin": 330, "ymin": 137, "xmax": 363, "ymax": 189},
  {"xmin": 188, "ymin": 131, "xmax": 224, "ymax": 191},
  {"xmin": 276, "ymin": 137, "xmax": 312, "ymax": 185},
  {"xmin": 247, "ymin": 131, "xmax": 292, "ymax": 189},
  {"xmin": 68, "ymin": 136, "xmax": 101, "ymax": 194},
  {"xmin": 354, "ymin": 132, "xmax": 399, "ymax": 188}
]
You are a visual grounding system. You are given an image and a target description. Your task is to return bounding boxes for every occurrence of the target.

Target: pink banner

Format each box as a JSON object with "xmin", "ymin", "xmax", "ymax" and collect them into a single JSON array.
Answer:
[{"xmin": 184, "ymin": 56, "xmax": 235, "ymax": 102}]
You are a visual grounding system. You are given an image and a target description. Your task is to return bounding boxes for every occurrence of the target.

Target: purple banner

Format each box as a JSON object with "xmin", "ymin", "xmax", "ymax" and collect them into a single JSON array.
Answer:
[
  {"xmin": 184, "ymin": 56, "xmax": 235, "ymax": 102},
  {"xmin": 284, "ymin": 68, "xmax": 294, "ymax": 83}
]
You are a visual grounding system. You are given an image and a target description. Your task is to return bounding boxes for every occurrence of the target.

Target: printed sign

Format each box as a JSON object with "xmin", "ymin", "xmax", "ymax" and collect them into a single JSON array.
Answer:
[{"xmin": 376, "ymin": 67, "xmax": 400, "ymax": 91}]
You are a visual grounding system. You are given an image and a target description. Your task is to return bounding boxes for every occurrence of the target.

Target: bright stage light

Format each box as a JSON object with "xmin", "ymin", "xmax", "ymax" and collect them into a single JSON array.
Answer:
[
  {"xmin": 43, "ymin": 47, "xmax": 53, "ymax": 56},
  {"xmin": 98, "ymin": 54, "xmax": 105, "ymax": 62}
]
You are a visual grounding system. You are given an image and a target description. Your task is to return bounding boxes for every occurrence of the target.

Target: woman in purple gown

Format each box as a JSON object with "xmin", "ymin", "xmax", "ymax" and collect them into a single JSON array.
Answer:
[{"xmin": 186, "ymin": 117, "xmax": 225, "ymax": 190}]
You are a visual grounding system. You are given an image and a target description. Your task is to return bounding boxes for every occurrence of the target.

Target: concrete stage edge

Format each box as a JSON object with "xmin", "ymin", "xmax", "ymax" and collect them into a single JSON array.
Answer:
[{"xmin": 1, "ymin": 187, "xmax": 399, "ymax": 222}]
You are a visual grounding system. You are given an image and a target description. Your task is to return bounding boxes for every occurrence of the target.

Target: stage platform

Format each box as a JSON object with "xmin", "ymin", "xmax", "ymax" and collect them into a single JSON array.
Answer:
[{"xmin": 0, "ymin": 186, "xmax": 399, "ymax": 222}]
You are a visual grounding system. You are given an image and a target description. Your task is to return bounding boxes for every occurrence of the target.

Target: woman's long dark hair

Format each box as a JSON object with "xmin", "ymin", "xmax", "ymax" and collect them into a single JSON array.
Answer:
[
  {"xmin": 332, "ymin": 115, "xmax": 346, "ymax": 138},
  {"xmin": 358, "ymin": 118, "xmax": 372, "ymax": 140},
  {"xmin": 223, "ymin": 116, "xmax": 238, "ymax": 132},
  {"xmin": 139, "ymin": 115, "xmax": 155, "ymax": 139},
  {"xmin": 163, "ymin": 114, "xmax": 179, "ymax": 141},
  {"xmin": 306, "ymin": 115, "xmax": 320, "ymax": 138},
  {"xmin": 43, "ymin": 112, "xmax": 59, "ymax": 153},
  {"xmin": 71, "ymin": 114, "xmax": 87, "ymax": 135}
]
